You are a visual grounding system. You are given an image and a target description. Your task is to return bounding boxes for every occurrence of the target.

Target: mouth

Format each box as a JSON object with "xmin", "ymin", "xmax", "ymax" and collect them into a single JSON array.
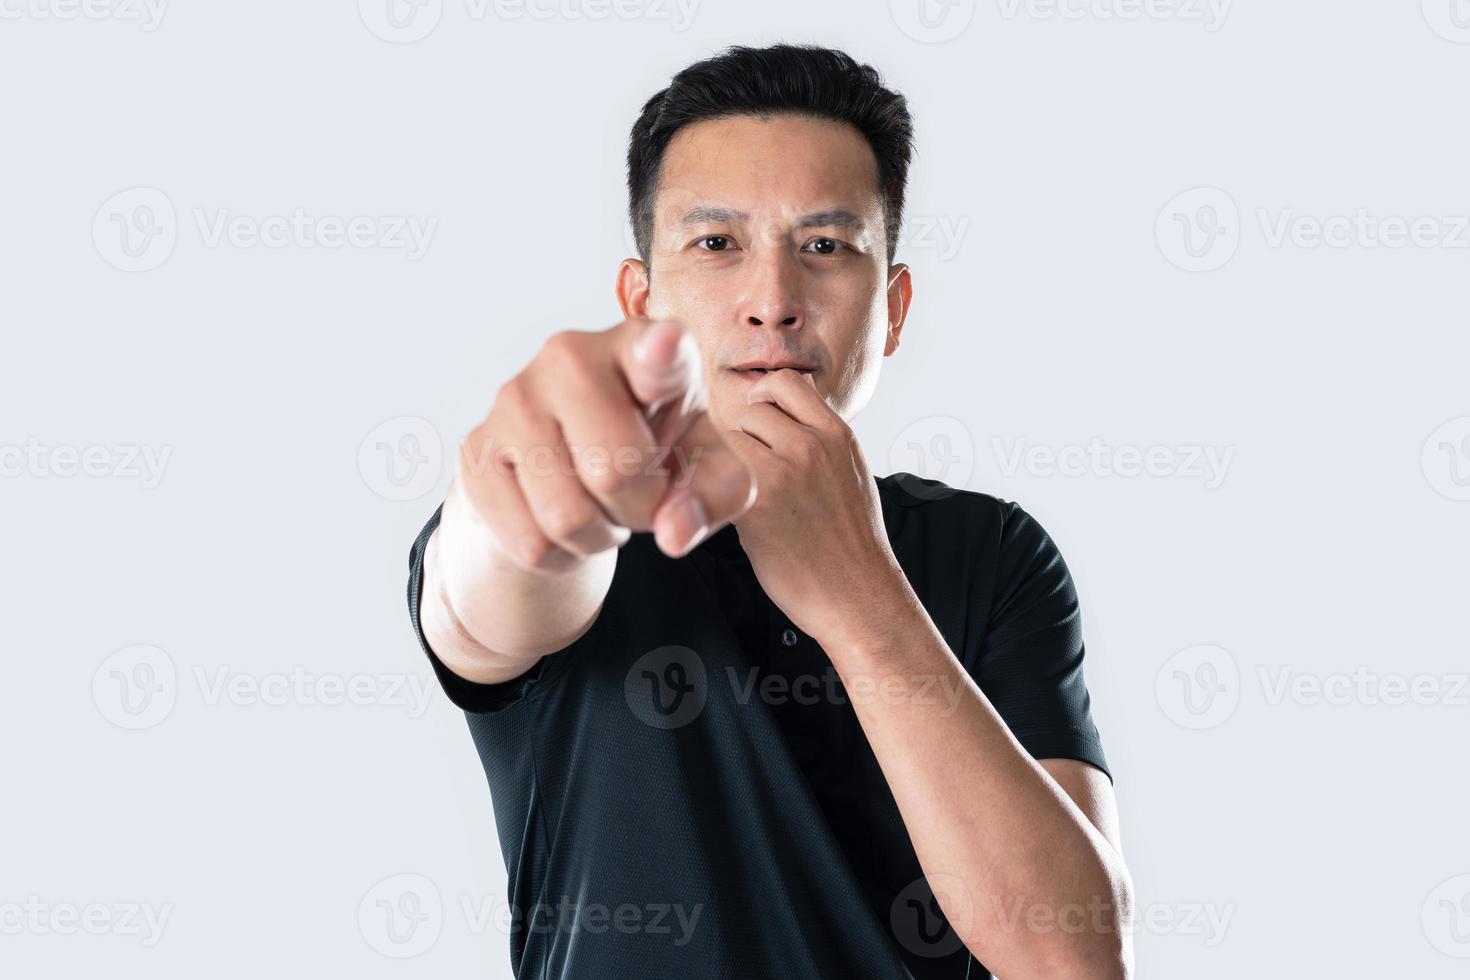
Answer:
[{"xmin": 728, "ymin": 366, "xmax": 817, "ymax": 382}]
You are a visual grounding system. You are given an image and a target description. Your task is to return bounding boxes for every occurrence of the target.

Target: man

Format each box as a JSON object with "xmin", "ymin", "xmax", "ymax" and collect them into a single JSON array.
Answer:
[{"xmin": 407, "ymin": 43, "xmax": 1133, "ymax": 979}]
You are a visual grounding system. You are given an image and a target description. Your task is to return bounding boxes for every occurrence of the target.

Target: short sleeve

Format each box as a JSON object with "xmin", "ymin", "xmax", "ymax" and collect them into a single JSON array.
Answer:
[
  {"xmin": 975, "ymin": 500, "xmax": 1111, "ymax": 783},
  {"xmin": 406, "ymin": 502, "xmax": 557, "ymax": 715}
]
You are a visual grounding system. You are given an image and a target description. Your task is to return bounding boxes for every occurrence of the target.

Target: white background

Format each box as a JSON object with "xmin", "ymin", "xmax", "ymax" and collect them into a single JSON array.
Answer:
[{"xmin": 3, "ymin": 1, "xmax": 1469, "ymax": 977}]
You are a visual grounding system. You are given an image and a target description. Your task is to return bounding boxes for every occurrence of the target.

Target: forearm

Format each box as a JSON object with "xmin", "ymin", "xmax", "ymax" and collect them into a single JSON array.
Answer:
[
  {"xmin": 424, "ymin": 477, "xmax": 615, "ymax": 682},
  {"xmin": 814, "ymin": 571, "xmax": 1132, "ymax": 979}
]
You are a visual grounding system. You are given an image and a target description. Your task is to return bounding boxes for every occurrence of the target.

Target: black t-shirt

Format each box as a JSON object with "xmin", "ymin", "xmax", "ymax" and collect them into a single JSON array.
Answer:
[{"xmin": 405, "ymin": 472, "xmax": 1110, "ymax": 979}]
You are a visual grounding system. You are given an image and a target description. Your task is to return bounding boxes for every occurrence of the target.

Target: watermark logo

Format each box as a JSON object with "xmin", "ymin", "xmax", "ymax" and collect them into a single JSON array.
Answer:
[
  {"xmin": 889, "ymin": 415, "xmax": 975, "ymax": 501},
  {"xmin": 1155, "ymin": 643, "xmax": 1239, "ymax": 730},
  {"xmin": 625, "ymin": 645, "xmax": 707, "ymax": 729},
  {"xmin": 1423, "ymin": 0, "xmax": 1470, "ymax": 43},
  {"xmin": 488, "ymin": 895, "xmax": 703, "ymax": 944},
  {"xmin": 890, "ymin": 874, "xmax": 973, "ymax": 957},
  {"xmin": 1156, "ymin": 186, "xmax": 1240, "ymax": 272},
  {"xmin": 92, "ymin": 644, "xmax": 178, "ymax": 731},
  {"xmin": 359, "ymin": 873, "xmax": 703, "ymax": 954},
  {"xmin": 1422, "ymin": 416, "xmax": 1470, "ymax": 502},
  {"xmin": 1160, "ymin": 188, "xmax": 1470, "ymax": 272},
  {"xmin": 359, "ymin": 873, "xmax": 443, "ymax": 958},
  {"xmin": 93, "ymin": 188, "xmax": 438, "ymax": 271},
  {"xmin": 1423, "ymin": 874, "xmax": 1470, "ymax": 958},
  {"xmin": 890, "ymin": 0, "xmax": 976, "ymax": 43},
  {"xmin": 1159, "ymin": 648, "xmax": 1470, "ymax": 728},
  {"xmin": 93, "ymin": 648, "xmax": 435, "ymax": 727},
  {"xmin": 359, "ymin": 0, "xmax": 443, "ymax": 42},
  {"xmin": 726, "ymin": 664, "xmax": 967, "ymax": 716},
  {"xmin": 627, "ymin": 655, "xmax": 968, "ymax": 727},
  {"xmin": 93, "ymin": 187, "xmax": 177, "ymax": 273},
  {"xmin": 359, "ymin": 416, "xmax": 443, "ymax": 502}
]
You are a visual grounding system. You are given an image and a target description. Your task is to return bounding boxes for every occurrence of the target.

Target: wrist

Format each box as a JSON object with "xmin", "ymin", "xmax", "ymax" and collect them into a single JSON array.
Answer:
[{"xmin": 813, "ymin": 564, "xmax": 924, "ymax": 666}]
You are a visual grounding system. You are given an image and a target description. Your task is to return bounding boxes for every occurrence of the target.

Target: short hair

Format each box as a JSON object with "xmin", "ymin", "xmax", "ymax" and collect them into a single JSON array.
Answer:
[{"xmin": 626, "ymin": 43, "xmax": 915, "ymax": 270}]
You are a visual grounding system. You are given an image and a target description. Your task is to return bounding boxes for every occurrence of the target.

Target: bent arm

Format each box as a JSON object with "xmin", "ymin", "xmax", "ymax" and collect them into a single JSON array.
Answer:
[
  {"xmin": 818, "ymin": 581, "xmax": 1134, "ymax": 980},
  {"xmin": 421, "ymin": 475, "xmax": 615, "ymax": 686}
]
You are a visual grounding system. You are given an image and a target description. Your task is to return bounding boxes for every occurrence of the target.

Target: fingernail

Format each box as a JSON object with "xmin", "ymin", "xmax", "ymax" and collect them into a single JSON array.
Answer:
[
  {"xmin": 677, "ymin": 495, "xmax": 709, "ymax": 554},
  {"xmin": 635, "ymin": 321, "xmax": 671, "ymax": 365}
]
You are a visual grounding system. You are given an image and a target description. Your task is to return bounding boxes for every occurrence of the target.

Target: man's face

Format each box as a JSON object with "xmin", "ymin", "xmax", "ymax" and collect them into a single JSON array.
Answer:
[{"xmin": 619, "ymin": 113, "xmax": 910, "ymax": 433}]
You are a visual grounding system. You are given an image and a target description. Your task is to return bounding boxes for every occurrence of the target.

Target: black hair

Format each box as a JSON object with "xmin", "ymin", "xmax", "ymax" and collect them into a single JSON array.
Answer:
[{"xmin": 626, "ymin": 43, "xmax": 915, "ymax": 270}]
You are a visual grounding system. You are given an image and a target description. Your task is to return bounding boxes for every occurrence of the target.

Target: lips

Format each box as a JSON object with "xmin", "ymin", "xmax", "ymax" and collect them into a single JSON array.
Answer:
[{"xmin": 729, "ymin": 366, "xmax": 816, "ymax": 381}]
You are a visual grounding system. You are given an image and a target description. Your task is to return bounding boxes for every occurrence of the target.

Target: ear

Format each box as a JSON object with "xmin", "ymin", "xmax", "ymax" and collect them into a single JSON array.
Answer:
[
  {"xmin": 884, "ymin": 262, "xmax": 913, "ymax": 357},
  {"xmin": 616, "ymin": 257, "xmax": 651, "ymax": 319}
]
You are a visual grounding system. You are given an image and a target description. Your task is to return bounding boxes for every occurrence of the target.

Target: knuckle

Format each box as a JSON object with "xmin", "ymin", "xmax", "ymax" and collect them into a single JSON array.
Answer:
[
  {"xmin": 561, "ymin": 340, "xmax": 606, "ymax": 391},
  {"xmin": 503, "ymin": 528, "xmax": 546, "ymax": 571},
  {"xmin": 542, "ymin": 329, "xmax": 594, "ymax": 371},
  {"xmin": 493, "ymin": 375, "xmax": 534, "ymax": 420},
  {"xmin": 538, "ymin": 498, "xmax": 596, "ymax": 546},
  {"xmin": 540, "ymin": 329, "xmax": 576, "ymax": 360},
  {"xmin": 455, "ymin": 427, "xmax": 496, "ymax": 481},
  {"xmin": 580, "ymin": 457, "xmax": 637, "ymax": 501},
  {"xmin": 517, "ymin": 533, "xmax": 575, "ymax": 576}
]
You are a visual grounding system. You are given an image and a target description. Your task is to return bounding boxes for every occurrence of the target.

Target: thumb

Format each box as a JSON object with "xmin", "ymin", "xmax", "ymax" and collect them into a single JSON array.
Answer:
[
  {"xmin": 622, "ymin": 319, "xmax": 702, "ymax": 411},
  {"xmin": 651, "ymin": 412, "xmax": 756, "ymax": 558}
]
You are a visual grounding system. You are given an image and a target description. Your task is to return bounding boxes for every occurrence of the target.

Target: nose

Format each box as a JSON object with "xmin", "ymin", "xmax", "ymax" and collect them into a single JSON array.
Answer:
[{"xmin": 739, "ymin": 246, "xmax": 806, "ymax": 332}]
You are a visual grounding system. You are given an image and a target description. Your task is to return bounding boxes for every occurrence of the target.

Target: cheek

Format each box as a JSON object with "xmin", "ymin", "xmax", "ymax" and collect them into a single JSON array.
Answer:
[
  {"xmin": 647, "ymin": 265, "xmax": 727, "ymax": 318},
  {"xmin": 705, "ymin": 373, "xmax": 743, "ymax": 434},
  {"xmin": 646, "ymin": 280, "xmax": 722, "ymax": 369},
  {"xmin": 821, "ymin": 298, "xmax": 889, "ymax": 418}
]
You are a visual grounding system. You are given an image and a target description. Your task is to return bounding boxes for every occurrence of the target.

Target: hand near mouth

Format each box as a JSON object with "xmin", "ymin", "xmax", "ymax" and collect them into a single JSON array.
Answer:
[{"xmin": 723, "ymin": 368, "xmax": 905, "ymax": 648}]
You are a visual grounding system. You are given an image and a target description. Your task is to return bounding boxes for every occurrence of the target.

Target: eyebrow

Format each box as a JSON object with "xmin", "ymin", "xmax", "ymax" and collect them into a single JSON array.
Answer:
[{"xmin": 679, "ymin": 205, "xmax": 866, "ymax": 231}]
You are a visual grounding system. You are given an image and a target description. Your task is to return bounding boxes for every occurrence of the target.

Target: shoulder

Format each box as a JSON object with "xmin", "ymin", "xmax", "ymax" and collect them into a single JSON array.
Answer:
[
  {"xmin": 877, "ymin": 472, "xmax": 1076, "ymax": 607},
  {"xmin": 877, "ymin": 471, "xmax": 1048, "ymax": 549}
]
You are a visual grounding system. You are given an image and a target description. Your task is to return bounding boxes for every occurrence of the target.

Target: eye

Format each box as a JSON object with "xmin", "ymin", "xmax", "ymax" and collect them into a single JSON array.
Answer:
[
  {"xmin": 694, "ymin": 235, "xmax": 737, "ymax": 252},
  {"xmin": 803, "ymin": 237, "xmax": 849, "ymax": 255}
]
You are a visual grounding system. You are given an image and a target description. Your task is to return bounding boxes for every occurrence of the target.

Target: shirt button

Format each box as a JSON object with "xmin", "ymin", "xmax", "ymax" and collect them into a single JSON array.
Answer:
[{"xmin": 780, "ymin": 628, "xmax": 798, "ymax": 647}]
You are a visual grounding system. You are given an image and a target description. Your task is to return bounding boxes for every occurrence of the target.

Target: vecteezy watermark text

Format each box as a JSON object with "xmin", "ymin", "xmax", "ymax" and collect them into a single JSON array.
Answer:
[
  {"xmin": 358, "ymin": 873, "xmax": 703, "ymax": 958},
  {"xmin": 459, "ymin": 437, "xmax": 705, "ymax": 485},
  {"xmin": 0, "ymin": 896, "xmax": 173, "ymax": 946},
  {"xmin": 625, "ymin": 646, "xmax": 972, "ymax": 730},
  {"xmin": 0, "ymin": 0, "xmax": 168, "ymax": 30},
  {"xmin": 1157, "ymin": 186, "xmax": 1470, "ymax": 272},
  {"xmin": 0, "ymin": 439, "xmax": 171, "ymax": 489},
  {"xmin": 358, "ymin": 0, "xmax": 701, "ymax": 43},
  {"xmin": 995, "ymin": 0, "xmax": 1231, "ymax": 31},
  {"xmin": 1157, "ymin": 644, "xmax": 1470, "ymax": 730},
  {"xmin": 93, "ymin": 187, "xmax": 438, "ymax": 272},
  {"xmin": 992, "ymin": 437, "xmax": 1235, "ymax": 489},
  {"xmin": 92, "ymin": 645, "xmax": 436, "ymax": 730}
]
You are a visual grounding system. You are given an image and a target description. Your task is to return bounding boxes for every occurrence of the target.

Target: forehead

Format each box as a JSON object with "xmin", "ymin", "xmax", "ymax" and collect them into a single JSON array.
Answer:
[{"xmin": 655, "ymin": 113, "xmax": 881, "ymax": 220}]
